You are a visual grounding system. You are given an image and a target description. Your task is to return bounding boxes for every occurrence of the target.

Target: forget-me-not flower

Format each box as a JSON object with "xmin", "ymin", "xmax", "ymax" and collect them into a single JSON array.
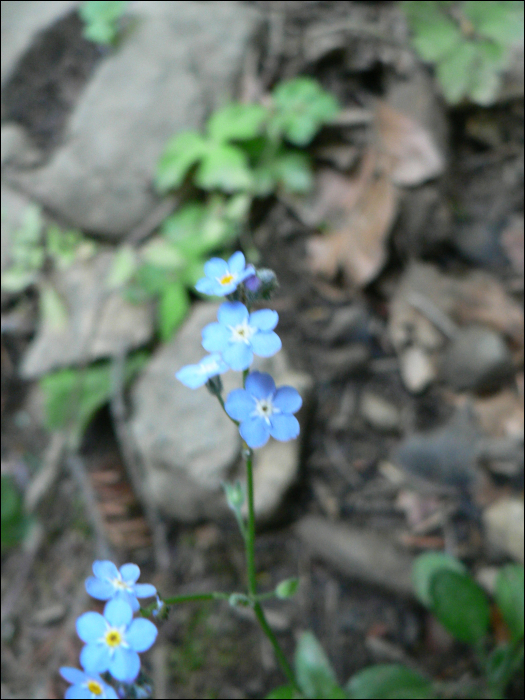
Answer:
[
  {"xmin": 202, "ymin": 302, "xmax": 282, "ymax": 371},
  {"xmin": 176, "ymin": 353, "xmax": 229, "ymax": 389},
  {"xmin": 225, "ymin": 371, "xmax": 302, "ymax": 448},
  {"xmin": 195, "ymin": 251, "xmax": 254, "ymax": 296},
  {"xmin": 77, "ymin": 598, "xmax": 157, "ymax": 683},
  {"xmin": 59, "ymin": 665, "xmax": 118, "ymax": 699},
  {"xmin": 85, "ymin": 561, "xmax": 156, "ymax": 613}
]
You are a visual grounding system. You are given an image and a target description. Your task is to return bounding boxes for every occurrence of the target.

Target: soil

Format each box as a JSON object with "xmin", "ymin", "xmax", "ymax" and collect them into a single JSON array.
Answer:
[{"xmin": 1, "ymin": 3, "xmax": 523, "ymax": 700}]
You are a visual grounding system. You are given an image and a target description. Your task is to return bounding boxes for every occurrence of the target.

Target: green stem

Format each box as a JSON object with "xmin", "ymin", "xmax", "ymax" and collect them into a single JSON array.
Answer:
[
  {"xmin": 163, "ymin": 592, "xmax": 229, "ymax": 605},
  {"xmin": 244, "ymin": 447, "xmax": 299, "ymax": 691}
]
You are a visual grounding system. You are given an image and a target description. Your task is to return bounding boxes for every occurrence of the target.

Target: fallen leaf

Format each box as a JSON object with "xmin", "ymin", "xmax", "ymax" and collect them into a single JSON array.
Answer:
[{"xmin": 375, "ymin": 100, "xmax": 444, "ymax": 186}]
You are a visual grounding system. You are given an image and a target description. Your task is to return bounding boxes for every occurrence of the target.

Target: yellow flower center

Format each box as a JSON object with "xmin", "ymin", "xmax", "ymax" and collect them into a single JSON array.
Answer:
[
  {"xmin": 105, "ymin": 629, "xmax": 122, "ymax": 647},
  {"xmin": 87, "ymin": 680, "xmax": 103, "ymax": 695},
  {"xmin": 219, "ymin": 272, "xmax": 235, "ymax": 286}
]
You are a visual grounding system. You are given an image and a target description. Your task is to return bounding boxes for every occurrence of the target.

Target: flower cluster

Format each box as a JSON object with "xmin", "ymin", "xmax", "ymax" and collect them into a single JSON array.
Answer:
[
  {"xmin": 176, "ymin": 252, "xmax": 302, "ymax": 449},
  {"xmin": 60, "ymin": 561, "xmax": 157, "ymax": 698}
]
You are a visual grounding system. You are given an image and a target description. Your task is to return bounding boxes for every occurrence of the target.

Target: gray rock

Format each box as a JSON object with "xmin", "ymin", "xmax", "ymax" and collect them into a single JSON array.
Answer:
[
  {"xmin": 6, "ymin": 1, "xmax": 262, "ymax": 237},
  {"xmin": 131, "ymin": 302, "xmax": 312, "ymax": 523},
  {"xmin": 360, "ymin": 392, "xmax": 401, "ymax": 432},
  {"xmin": 295, "ymin": 516, "xmax": 415, "ymax": 597},
  {"xmin": 20, "ymin": 251, "xmax": 154, "ymax": 378},
  {"xmin": 484, "ymin": 498, "xmax": 524, "ymax": 563},
  {"xmin": 441, "ymin": 325, "xmax": 513, "ymax": 393},
  {"xmin": 1, "ymin": 123, "xmax": 42, "ymax": 168},
  {"xmin": 1, "ymin": 0, "xmax": 79, "ymax": 83},
  {"xmin": 399, "ymin": 345, "xmax": 437, "ymax": 394}
]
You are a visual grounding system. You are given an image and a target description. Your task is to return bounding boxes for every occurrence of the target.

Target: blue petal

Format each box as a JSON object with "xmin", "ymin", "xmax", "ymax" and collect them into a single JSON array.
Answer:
[
  {"xmin": 223, "ymin": 343, "xmax": 253, "ymax": 371},
  {"xmin": 225, "ymin": 389, "xmax": 254, "ymax": 421},
  {"xmin": 218, "ymin": 301, "xmax": 248, "ymax": 327},
  {"xmin": 126, "ymin": 618, "xmax": 158, "ymax": 652},
  {"xmin": 80, "ymin": 643, "xmax": 111, "ymax": 674},
  {"xmin": 273, "ymin": 386, "xmax": 303, "ymax": 414},
  {"xmin": 204, "ymin": 257, "xmax": 228, "ymax": 279},
  {"xmin": 133, "ymin": 583, "xmax": 157, "ymax": 598},
  {"xmin": 119, "ymin": 563, "xmax": 140, "ymax": 584},
  {"xmin": 93, "ymin": 561, "xmax": 119, "ymax": 582},
  {"xmin": 238, "ymin": 264, "xmax": 256, "ymax": 282},
  {"xmin": 240, "ymin": 417, "xmax": 270, "ymax": 448},
  {"xmin": 76, "ymin": 612, "xmax": 106, "ymax": 643},
  {"xmin": 115, "ymin": 590, "xmax": 139, "ymax": 612},
  {"xmin": 250, "ymin": 331, "xmax": 282, "ymax": 358},
  {"xmin": 269, "ymin": 414, "xmax": 300, "ymax": 442},
  {"xmin": 109, "ymin": 647, "xmax": 140, "ymax": 682},
  {"xmin": 228, "ymin": 251, "xmax": 246, "ymax": 274},
  {"xmin": 104, "ymin": 598, "xmax": 133, "ymax": 628},
  {"xmin": 65, "ymin": 685, "xmax": 91, "ymax": 699},
  {"xmin": 202, "ymin": 322, "xmax": 229, "ymax": 352},
  {"xmin": 176, "ymin": 364, "xmax": 208, "ymax": 389},
  {"xmin": 105, "ymin": 685, "xmax": 119, "ymax": 699},
  {"xmin": 85, "ymin": 577, "xmax": 114, "ymax": 600},
  {"xmin": 60, "ymin": 667, "xmax": 87, "ymax": 684},
  {"xmin": 214, "ymin": 281, "xmax": 238, "ymax": 295},
  {"xmin": 245, "ymin": 371, "xmax": 276, "ymax": 399},
  {"xmin": 249, "ymin": 309, "xmax": 278, "ymax": 331},
  {"xmin": 195, "ymin": 277, "xmax": 220, "ymax": 295}
]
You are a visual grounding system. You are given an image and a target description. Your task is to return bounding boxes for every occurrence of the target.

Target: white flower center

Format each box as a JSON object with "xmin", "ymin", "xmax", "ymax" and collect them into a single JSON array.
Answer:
[
  {"xmin": 252, "ymin": 396, "xmax": 279, "ymax": 424},
  {"xmin": 217, "ymin": 272, "xmax": 235, "ymax": 286},
  {"xmin": 110, "ymin": 575, "xmax": 132, "ymax": 592},
  {"xmin": 199, "ymin": 358, "xmax": 218, "ymax": 374},
  {"xmin": 229, "ymin": 319, "xmax": 256, "ymax": 344}
]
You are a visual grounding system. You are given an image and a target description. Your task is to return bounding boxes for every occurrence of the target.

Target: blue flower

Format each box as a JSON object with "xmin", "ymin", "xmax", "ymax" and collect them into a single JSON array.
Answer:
[
  {"xmin": 225, "ymin": 371, "xmax": 302, "ymax": 449},
  {"xmin": 77, "ymin": 598, "xmax": 157, "ymax": 683},
  {"xmin": 202, "ymin": 302, "xmax": 282, "ymax": 371},
  {"xmin": 195, "ymin": 252, "xmax": 254, "ymax": 296},
  {"xmin": 85, "ymin": 561, "xmax": 156, "ymax": 613},
  {"xmin": 176, "ymin": 353, "xmax": 229, "ymax": 389},
  {"xmin": 60, "ymin": 665, "xmax": 118, "ymax": 699}
]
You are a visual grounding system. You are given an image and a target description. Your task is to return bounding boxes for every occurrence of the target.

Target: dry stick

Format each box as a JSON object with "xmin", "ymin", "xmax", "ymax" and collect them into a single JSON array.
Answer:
[{"xmin": 110, "ymin": 350, "xmax": 170, "ymax": 570}]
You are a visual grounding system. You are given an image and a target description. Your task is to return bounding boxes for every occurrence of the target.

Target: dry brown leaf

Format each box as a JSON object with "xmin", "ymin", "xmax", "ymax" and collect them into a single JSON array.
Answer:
[
  {"xmin": 375, "ymin": 100, "xmax": 444, "ymax": 186},
  {"xmin": 307, "ymin": 157, "xmax": 398, "ymax": 286}
]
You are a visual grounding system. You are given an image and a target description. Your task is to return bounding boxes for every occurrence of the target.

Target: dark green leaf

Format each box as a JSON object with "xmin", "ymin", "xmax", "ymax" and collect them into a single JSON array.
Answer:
[
  {"xmin": 430, "ymin": 570, "xmax": 490, "ymax": 645},
  {"xmin": 156, "ymin": 131, "xmax": 208, "ymax": 192},
  {"xmin": 195, "ymin": 144, "xmax": 253, "ymax": 192},
  {"xmin": 346, "ymin": 664, "xmax": 433, "ymax": 699},
  {"xmin": 207, "ymin": 103, "xmax": 267, "ymax": 142},
  {"xmin": 495, "ymin": 564, "xmax": 524, "ymax": 642},
  {"xmin": 436, "ymin": 41, "xmax": 478, "ymax": 103},
  {"xmin": 294, "ymin": 631, "xmax": 344, "ymax": 698},
  {"xmin": 1, "ymin": 476, "xmax": 31, "ymax": 550},
  {"xmin": 265, "ymin": 684, "xmax": 298, "ymax": 699},
  {"xmin": 486, "ymin": 642, "xmax": 524, "ymax": 691},
  {"xmin": 158, "ymin": 281, "xmax": 189, "ymax": 340},
  {"xmin": 412, "ymin": 552, "xmax": 466, "ymax": 607}
]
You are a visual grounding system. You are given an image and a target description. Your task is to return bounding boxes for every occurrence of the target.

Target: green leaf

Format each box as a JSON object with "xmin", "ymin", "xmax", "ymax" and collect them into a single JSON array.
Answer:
[
  {"xmin": 436, "ymin": 41, "xmax": 478, "ymax": 103},
  {"xmin": 158, "ymin": 281, "xmax": 189, "ymax": 340},
  {"xmin": 405, "ymin": 1, "xmax": 462, "ymax": 62},
  {"xmin": 156, "ymin": 131, "xmax": 209, "ymax": 192},
  {"xmin": 141, "ymin": 238, "xmax": 185, "ymax": 270},
  {"xmin": 82, "ymin": 19, "xmax": 116, "ymax": 44},
  {"xmin": 430, "ymin": 570, "xmax": 491, "ymax": 645},
  {"xmin": 1, "ymin": 476, "xmax": 30, "ymax": 550},
  {"xmin": 273, "ymin": 151, "xmax": 313, "ymax": 194},
  {"xmin": 207, "ymin": 102, "xmax": 267, "ymax": 143},
  {"xmin": 468, "ymin": 41, "xmax": 507, "ymax": 105},
  {"xmin": 346, "ymin": 664, "xmax": 433, "ymax": 699},
  {"xmin": 79, "ymin": 1, "xmax": 128, "ymax": 44},
  {"xmin": 412, "ymin": 552, "xmax": 466, "ymax": 607},
  {"xmin": 463, "ymin": 1, "xmax": 524, "ymax": 46},
  {"xmin": 294, "ymin": 631, "xmax": 344, "ymax": 698},
  {"xmin": 106, "ymin": 245, "xmax": 138, "ymax": 288},
  {"xmin": 182, "ymin": 259, "xmax": 205, "ymax": 287},
  {"xmin": 495, "ymin": 564, "xmax": 524, "ymax": 642},
  {"xmin": 161, "ymin": 203, "xmax": 206, "ymax": 247},
  {"xmin": 46, "ymin": 225, "xmax": 84, "ymax": 269},
  {"xmin": 195, "ymin": 144, "xmax": 253, "ymax": 192},
  {"xmin": 265, "ymin": 685, "xmax": 298, "ymax": 699},
  {"xmin": 40, "ymin": 284, "xmax": 68, "ymax": 331},
  {"xmin": 0, "ymin": 268, "xmax": 38, "ymax": 292},
  {"xmin": 486, "ymin": 642, "xmax": 524, "ymax": 691},
  {"xmin": 134, "ymin": 263, "xmax": 172, "ymax": 296},
  {"xmin": 224, "ymin": 193, "xmax": 251, "ymax": 222},
  {"xmin": 275, "ymin": 578, "xmax": 299, "ymax": 599}
]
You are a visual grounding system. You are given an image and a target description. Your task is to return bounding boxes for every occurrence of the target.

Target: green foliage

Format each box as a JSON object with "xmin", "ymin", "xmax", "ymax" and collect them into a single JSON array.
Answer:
[
  {"xmin": 1, "ymin": 475, "xmax": 32, "ymax": 550},
  {"xmin": 79, "ymin": 1, "xmax": 129, "ymax": 45},
  {"xmin": 294, "ymin": 632, "xmax": 346, "ymax": 699},
  {"xmin": 403, "ymin": 1, "xmax": 524, "ymax": 104},
  {"xmin": 412, "ymin": 551, "xmax": 466, "ymax": 607},
  {"xmin": 40, "ymin": 352, "xmax": 147, "ymax": 447},
  {"xmin": 275, "ymin": 578, "xmax": 299, "ymax": 600},
  {"xmin": 346, "ymin": 664, "xmax": 433, "ymax": 699},
  {"xmin": 495, "ymin": 564, "xmax": 524, "ymax": 642}
]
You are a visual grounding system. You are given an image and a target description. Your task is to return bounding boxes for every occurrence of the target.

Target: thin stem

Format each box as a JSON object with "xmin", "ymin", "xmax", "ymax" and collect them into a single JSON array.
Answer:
[
  {"xmin": 162, "ymin": 592, "xmax": 229, "ymax": 605},
  {"xmin": 253, "ymin": 601, "xmax": 297, "ymax": 690}
]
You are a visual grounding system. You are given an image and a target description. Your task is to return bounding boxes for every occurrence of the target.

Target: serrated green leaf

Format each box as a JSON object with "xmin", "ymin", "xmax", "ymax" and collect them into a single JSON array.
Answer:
[
  {"xmin": 141, "ymin": 238, "xmax": 185, "ymax": 270},
  {"xmin": 495, "ymin": 564, "xmax": 524, "ymax": 642},
  {"xmin": 463, "ymin": 1, "xmax": 524, "ymax": 46},
  {"xmin": 40, "ymin": 284, "xmax": 68, "ymax": 331},
  {"xmin": 207, "ymin": 102, "xmax": 267, "ymax": 143},
  {"xmin": 411, "ymin": 12, "xmax": 462, "ymax": 62},
  {"xmin": 436, "ymin": 41, "xmax": 478, "ymax": 103},
  {"xmin": 412, "ymin": 552, "xmax": 466, "ymax": 607},
  {"xmin": 158, "ymin": 282, "xmax": 189, "ymax": 340},
  {"xmin": 273, "ymin": 151, "xmax": 313, "ymax": 194},
  {"xmin": 295, "ymin": 632, "xmax": 344, "ymax": 698},
  {"xmin": 346, "ymin": 664, "xmax": 433, "ymax": 699},
  {"xmin": 106, "ymin": 245, "xmax": 138, "ymax": 288},
  {"xmin": 430, "ymin": 570, "xmax": 490, "ymax": 645},
  {"xmin": 195, "ymin": 144, "xmax": 253, "ymax": 192},
  {"xmin": 156, "ymin": 131, "xmax": 209, "ymax": 192},
  {"xmin": 0, "ymin": 268, "xmax": 38, "ymax": 292}
]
